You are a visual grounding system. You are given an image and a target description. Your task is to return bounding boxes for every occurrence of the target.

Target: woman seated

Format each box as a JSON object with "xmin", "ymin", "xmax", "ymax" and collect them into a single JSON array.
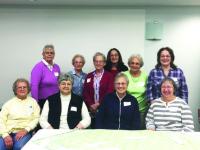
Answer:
[
  {"xmin": 0, "ymin": 78, "xmax": 40, "ymax": 150},
  {"xmin": 146, "ymin": 77, "xmax": 194, "ymax": 132},
  {"xmin": 40, "ymin": 73, "xmax": 91, "ymax": 129},
  {"xmin": 95, "ymin": 73, "xmax": 140, "ymax": 130}
]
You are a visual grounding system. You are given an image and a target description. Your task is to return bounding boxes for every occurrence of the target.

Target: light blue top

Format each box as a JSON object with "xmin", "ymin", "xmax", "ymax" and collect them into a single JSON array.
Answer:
[{"xmin": 68, "ymin": 69, "xmax": 87, "ymax": 96}]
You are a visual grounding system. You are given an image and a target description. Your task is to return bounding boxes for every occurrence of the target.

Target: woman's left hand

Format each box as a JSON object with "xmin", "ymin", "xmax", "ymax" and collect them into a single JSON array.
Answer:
[{"xmin": 75, "ymin": 123, "xmax": 84, "ymax": 129}]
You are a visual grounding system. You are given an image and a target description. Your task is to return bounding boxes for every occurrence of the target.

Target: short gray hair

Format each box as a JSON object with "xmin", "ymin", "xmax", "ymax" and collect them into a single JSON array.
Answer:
[
  {"xmin": 114, "ymin": 72, "xmax": 129, "ymax": 86},
  {"xmin": 128, "ymin": 54, "xmax": 144, "ymax": 67},
  {"xmin": 72, "ymin": 54, "xmax": 85, "ymax": 65},
  {"xmin": 160, "ymin": 77, "xmax": 177, "ymax": 95},
  {"xmin": 58, "ymin": 73, "xmax": 73, "ymax": 84},
  {"xmin": 43, "ymin": 44, "xmax": 55, "ymax": 53},
  {"xmin": 12, "ymin": 78, "xmax": 30, "ymax": 95},
  {"xmin": 93, "ymin": 52, "xmax": 106, "ymax": 62}
]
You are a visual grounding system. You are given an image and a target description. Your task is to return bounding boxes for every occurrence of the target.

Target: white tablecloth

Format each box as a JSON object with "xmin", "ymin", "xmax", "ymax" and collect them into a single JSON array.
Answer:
[{"xmin": 22, "ymin": 129, "xmax": 200, "ymax": 150}]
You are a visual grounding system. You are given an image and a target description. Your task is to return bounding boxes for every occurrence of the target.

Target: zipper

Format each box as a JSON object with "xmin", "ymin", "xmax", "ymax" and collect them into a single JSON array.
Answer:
[{"xmin": 118, "ymin": 100, "xmax": 121, "ymax": 129}]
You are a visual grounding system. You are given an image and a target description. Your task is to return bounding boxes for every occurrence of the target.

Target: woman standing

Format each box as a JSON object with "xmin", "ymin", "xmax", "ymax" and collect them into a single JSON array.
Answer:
[
  {"xmin": 31, "ymin": 44, "xmax": 61, "ymax": 109},
  {"xmin": 123, "ymin": 54, "xmax": 148, "ymax": 129},
  {"xmin": 147, "ymin": 47, "xmax": 188, "ymax": 103},
  {"xmin": 83, "ymin": 52, "xmax": 114, "ymax": 128},
  {"xmin": 104, "ymin": 48, "xmax": 128, "ymax": 78},
  {"xmin": 68, "ymin": 54, "xmax": 87, "ymax": 96}
]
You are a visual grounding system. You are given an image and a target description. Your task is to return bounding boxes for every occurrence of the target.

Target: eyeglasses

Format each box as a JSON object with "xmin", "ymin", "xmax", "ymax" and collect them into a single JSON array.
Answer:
[
  {"xmin": 44, "ymin": 52, "xmax": 55, "ymax": 55},
  {"xmin": 17, "ymin": 86, "xmax": 27, "ymax": 90},
  {"xmin": 94, "ymin": 60, "xmax": 104, "ymax": 64},
  {"xmin": 130, "ymin": 62, "xmax": 140, "ymax": 65},
  {"xmin": 110, "ymin": 54, "xmax": 119, "ymax": 57},
  {"xmin": 160, "ymin": 55, "xmax": 170, "ymax": 58},
  {"xmin": 115, "ymin": 82, "xmax": 127, "ymax": 86},
  {"xmin": 161, "ymin": 86, "xmax": 173, "ymax": 89},
  {"xmin": 74, "ymin": 61, "xmax": 83, "ymax": 64},
  {"xmin": 60, "ymin": 82, "xmax": 72, "ymax": 86}
]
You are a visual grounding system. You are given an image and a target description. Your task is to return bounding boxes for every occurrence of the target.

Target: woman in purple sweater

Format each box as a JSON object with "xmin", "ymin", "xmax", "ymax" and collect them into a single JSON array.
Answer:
[{"xmin": 30, "ymin": 44, "xmax": 61, "ymax": 109}]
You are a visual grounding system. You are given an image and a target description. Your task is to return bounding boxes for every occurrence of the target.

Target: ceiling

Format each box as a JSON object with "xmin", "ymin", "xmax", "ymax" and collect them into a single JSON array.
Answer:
[{"xmin": 0, "ymin": 0, "xmax": 200, "ymax": 7}]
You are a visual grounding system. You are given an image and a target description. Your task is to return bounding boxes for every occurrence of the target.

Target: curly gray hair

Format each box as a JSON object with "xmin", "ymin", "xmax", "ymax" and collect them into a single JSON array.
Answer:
[{"xmin": 12, "ymin": 78, "xmax": 30, "ymax": 95}]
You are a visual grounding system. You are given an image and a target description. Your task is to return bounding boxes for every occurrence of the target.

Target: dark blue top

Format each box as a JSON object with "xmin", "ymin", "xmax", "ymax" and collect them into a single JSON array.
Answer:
[{"xmin": 95, "ymin": 92, "xmax": 140, "ymax": 130}]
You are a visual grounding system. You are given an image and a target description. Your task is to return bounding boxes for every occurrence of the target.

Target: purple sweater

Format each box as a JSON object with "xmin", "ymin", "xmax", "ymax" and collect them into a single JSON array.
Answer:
[{"xmin": 30, "ymin": 61, "xmax": 61, "ymax": 101}]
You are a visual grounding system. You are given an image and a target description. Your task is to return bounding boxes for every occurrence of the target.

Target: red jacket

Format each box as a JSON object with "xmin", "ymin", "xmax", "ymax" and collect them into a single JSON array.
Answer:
[{"xmin": 83, "ymin": 70, "xmax": 114, "ymax": 107}]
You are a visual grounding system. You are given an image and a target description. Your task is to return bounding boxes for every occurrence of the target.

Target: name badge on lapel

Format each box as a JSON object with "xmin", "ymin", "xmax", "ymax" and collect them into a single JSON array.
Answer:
[
  {"xmin": 87, "ymin": 78, "xmax": 91, "ymax": 83},
  {"xmin": 70, "ymin": 106, "xmax": 77, "ymax": 112},
  {"xmin": 124, "ymin": 102, "xmax": 131, "ymax": 106},
  {"xmin": 54, "ymin": 72, "xmax": 59, "ymax": 77}
]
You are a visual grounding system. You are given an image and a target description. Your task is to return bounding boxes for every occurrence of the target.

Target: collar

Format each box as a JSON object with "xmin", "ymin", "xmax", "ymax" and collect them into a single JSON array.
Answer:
[
  {"xmin": 42, "ymin": 59, "xmax": 54, "ymax": 71},
  {"xmin": 15, "ymin": 96, "xmax": 28, "ymax": 102},
  {"xmin": 158, "ymin": 66, "xmax": 173, "ymax": 71},
  {"xmin": 160, "ymin": 97, "xmax": 177, "ymax": 105},
  {"xmin": 93, "ymin": 69, "xmax": 104, "ymax": 76},
  {"xmin": 116, "ymin": 92, "xmax": 127, "ymax": 101},
  {"xmin": 42, "ymin": 59, "xmax": 54, "ymax": 66},
  {"xmin": 72, "ymin": 68, "xmax": 84, "ymax": 75}
]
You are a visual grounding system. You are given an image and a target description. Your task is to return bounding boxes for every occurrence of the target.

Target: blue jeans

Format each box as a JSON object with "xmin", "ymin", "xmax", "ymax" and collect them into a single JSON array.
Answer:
[{"xmin": 0, "ymin": 133, "xmax": 32, "ymax": 150}]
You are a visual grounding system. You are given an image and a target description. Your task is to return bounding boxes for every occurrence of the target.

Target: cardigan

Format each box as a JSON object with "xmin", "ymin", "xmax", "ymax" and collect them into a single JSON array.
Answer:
[
  {"xmin": 31, "ymin": 60, "xmax": 60, "ymax": 101},
  {"xmin": 82, "ymin": 70, "xmax": 114, "ymax": 107}
]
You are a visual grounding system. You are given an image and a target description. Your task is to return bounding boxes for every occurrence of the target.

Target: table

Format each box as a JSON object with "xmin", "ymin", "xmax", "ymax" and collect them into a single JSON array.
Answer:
[{"xmin": 22, "ymin": 129, "xmax": 200, "ymax": 150}]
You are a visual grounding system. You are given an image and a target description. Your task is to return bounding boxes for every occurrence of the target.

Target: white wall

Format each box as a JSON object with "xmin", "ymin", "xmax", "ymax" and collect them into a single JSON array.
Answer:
[
  {"xmin": 144, "ymin": 7, "xmax": 200, "ymax": 130},
  {"xmin": 0, "ymin": 6, "xmax": 200, "ymax": 131},
  {"xmin": 0, "ymin": 7, "xmax": 145, "ymax": 106}
]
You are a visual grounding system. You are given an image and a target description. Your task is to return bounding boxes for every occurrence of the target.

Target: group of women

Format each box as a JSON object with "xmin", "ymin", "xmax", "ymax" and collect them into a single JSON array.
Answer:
[
  {"xmin": 29, "ymin": 44, "xmax": 193, "ymax": 131},
  {"xmin": 0, "ymin": 44, "xmax": 194, "ymax": 150}
]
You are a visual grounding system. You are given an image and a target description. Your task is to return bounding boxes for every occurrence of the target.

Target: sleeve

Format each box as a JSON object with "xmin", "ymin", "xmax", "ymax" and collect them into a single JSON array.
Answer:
[
  {"xmin": 146, "ymin": 70, "xmax": 154, "ymax": 102},
  {"xmin": 31, "ymin": 64, "xmax": 42, "ymax": 101},
  {"xmin": 39, "ymin": 101, "xmax": 52, "ymax": 129},
  {"xmin": 181, "ymin": 103, "xmax": 194, "ymax": 132},
  {"xmin": 145, "ymin": 105, "xmax": 156, "ymax": 130},
  {"xmin": 79, "ymin": 102, "xmax": 91, "ymax": 128},
  {"xmin": 25, "ymin": 100, "xmax": 40, "ymax": 132},
  {"xmin": 107, "ymin": 73, "xmax": 114, "ymax": 93},
  {"xmin": 132, "ymin": 99, "xmax": 141, "ymax": 130},
  {"xmin": 178, "ymin": 69, "xmax": 188, "ymax": 103},
  {"xmin": 95, "ymin": 97, "xmax": 107, "ymax": 129},
  {"xmin": 0, "ymin": 104, "xmax": 10, "ymax": 138}
]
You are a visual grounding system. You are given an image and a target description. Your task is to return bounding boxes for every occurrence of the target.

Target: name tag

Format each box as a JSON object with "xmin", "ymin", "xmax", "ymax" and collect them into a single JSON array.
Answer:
[
  {"xmin": 70, "ymin": 106, "xmax": 77, "ymax": 112},
  {"xmin": 171, "ymin": 77, "xmax": 178, "ymax": 82},
  {"xmin": 87, "ymin": 78, "xmax": 91, "ymax": 83},
  {"xmin": 137, "ymin": 81, "xmax": 145, "ymax": 87},
  {"xmin": 124, "ymin": 102, "xmax": 131, "ymax": 106},
  {"xmin": 54, "ymin": 72, "xmax": 59, "ymax": 77}
]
